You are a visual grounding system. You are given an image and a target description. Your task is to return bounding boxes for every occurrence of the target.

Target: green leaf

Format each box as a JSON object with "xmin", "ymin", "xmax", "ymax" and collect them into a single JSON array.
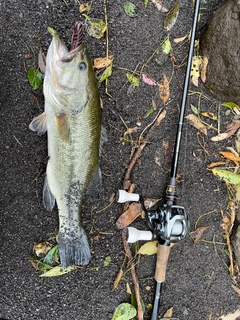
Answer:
[
  {"xmin": 144, "ymin": 0, "xmax": 149, "ymax": 7},
  {"xmin": 164, "ymin": 0, "xmax": 179, "ymax": 31},
  {"xmin": 137, "ymin": 241, "xmax": 158, "ymax": 255},
  {"xmin": 40, "ymin": 265, "xmax": 76, "ymax": 277},
  {"xmin": 99, "ymin": 64, "xmax": 112, "ymax": 82},
  {"xmin": 221, "ymin": 102, "xmax": 240, "ymax": 109},
  {"xmin": 162, "ymin": 36, "xmax": 172, "ymax": 54},
  {"xmin": 43, "ymin": 245, "xmax": 58, "ymax": 265},
  {"xmin": 82, "ymin": 14, "xmax": 107, "ymax": 39},
  {"xmin": 131, "ymin": 292, "xmax": 145, "ymax": 313},
  {"xmin": 124, "ymin": 2, "xmax": 137, "ymax": 17},
  {"xmin": 126, "ymin": 73, "xmax": 139, "ymax": 87},
  {"xmin": 104, "ymin": 255, "xmax": 111, "ymax": 266},
  {"xmin": 191, "ymin": 104, "xmax": 200, "ymax": 115},
  {"xmin": 112, "ymin": 303, "xmax": 137, "ymax": 320},
  {"xmin": 144, "ymin": 106, "xmax": 154, "ymax": 118},
  {"xmin": 28, "ymin": 68, "xmax": 43, "ymax": 90},
  {"xmin": 212, "ymin": 168, "xmax": 240, "ymax": 185}
]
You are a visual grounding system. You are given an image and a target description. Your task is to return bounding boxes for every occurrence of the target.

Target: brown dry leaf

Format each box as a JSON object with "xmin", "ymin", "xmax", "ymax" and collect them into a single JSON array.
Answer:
[
  {"xmin": 207, "ymin": 161, "xmax": 226, "ymax": 169},
  {"xmin": 93, "ymin": 56, "xmax": 113, "ymax": 69},
  {"xmin": 190, "ymin": 226, "xmax": 210, "ymax": 244},
  {"xmin": 185, "ymin": 114, "xmax": 208, "ymax": 135},
  {"xmin": 211, "ymin": 120, "xmax": 240, "ymax": 141},
  {"xmin": 79, "ymin": 3, "xmax": 91, "ymax": 13},
  {"xmin": 34, "ymin": 242, "xmax": 51, "ymax": 257},
  {"xmin": 219, "ymin": 151, "xmax": 240, "ymax": 166},
  {"xmin": 217, "ymin": 310, "xmax": 240, "ymax": 320},
  {"xmin": 113, "ymin": 268, "xmax": 124, "ymax": 290},
  {"xmin": 221, "ymin": 215, "xmax": 231, "ymax": 235},
  {"xmin": 200, "ymin": 56, "xmax": 208, "ymax": 83},
  {"xmin": 116, "ymin": 202, "xmax": 142, "ymax": 229},
  {"xmin": 151, "ymin": 0, "xmax": 168, "ymax": 12},
  {"xmin": 232, "ymin": 284, "xmax": 240, "ymax": 295},
  {"xmin": 124, "ymin": 126, "xmax": 140, "ymax": 136},
  {"xmin": 162, "ymin": 306, "xmax": 173, "ymax": 319},
  {"xmin": 159, "ymin": 74, "xmax": 169, "ymax": 105}
]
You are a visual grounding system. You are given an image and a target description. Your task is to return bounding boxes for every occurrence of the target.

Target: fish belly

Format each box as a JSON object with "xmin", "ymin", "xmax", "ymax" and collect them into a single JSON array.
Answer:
[{"xmin": 45, "ymin": 98, "xmax": 101, "ymax": 267}]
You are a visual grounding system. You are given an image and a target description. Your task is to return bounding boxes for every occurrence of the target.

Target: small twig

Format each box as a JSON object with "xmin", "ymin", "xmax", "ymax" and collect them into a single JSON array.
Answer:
[{"xmin": 119, "ymin": 108, "xmax": 166, "ymax": 319}]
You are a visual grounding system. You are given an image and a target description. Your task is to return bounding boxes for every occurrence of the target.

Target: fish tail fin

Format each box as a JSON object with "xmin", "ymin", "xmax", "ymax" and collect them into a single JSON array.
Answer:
[{"xmin": 58, "ymin": 228, "xmax": 91, "ymax": 268}]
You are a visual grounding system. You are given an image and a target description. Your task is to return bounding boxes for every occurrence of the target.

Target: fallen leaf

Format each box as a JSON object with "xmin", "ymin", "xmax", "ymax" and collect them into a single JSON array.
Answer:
[
  {"xmin": 212, "ymin": 168, "xmax": 240, "ymax": 185},
  {"xmin": 236, "ymin": 183, "xmax": 240, "ymax": 201},
  {"xmin": 112, "ymin": 303, "xmax": 137, "ymax": 320},
  {"xmin": 162, "ymin": 307, "xmax": 173, "ymax": 319},
  {"xmin": 211, "ymin": 120, "xmax": 240, "ymax": 141},
  {"xmin": 34, "ymin": 242, "xmax": 51, "ymax": 257},
  {"xmin": 142, "ymin": 74, "xmax": 158, "ymax": 86},
  {"xmin": 82, "ymin": 14, "xmax": 107, "ymax": 39},
  {"xmin": 219, "ymin": 151, "xmax": 240, "ymax": 166},
  {"xmin": 151, "ymin": 0, "xmax": 168, "ymax": 12},
  {"xmin": 79, "ymin": 3, "xmax": 90, "ymax": 13},
  {"xmin": 137, "ymin": 241, "xmax": 158, "ymax": 255},
  {"xmin": 124, "ymin": 126, "xmax": 140, "ymax": 136},
  {"xmin": 190, "ymin": 226, "xmax": 210, "ymax": 244},
  {"xmin": 126, "ymin": 73, "xmax": 139, "ymax": 87},
  {"xmin": 217, "ymin": 309, "xmax": 240, "ymax": 320},
  {"xmin": 200, "ymin": 56, "xmax": 208, "ymax": 83},
  {"xmin": 207, "ymin": 161, "xmax": 226, "ymax": 169},
  {"xmin": 190, "ymin": 56, "xmax": 203, "ymax": 87},
  {"xmin": 159, "ymin": 73, "xmax": 169, "ymax": 105},
  {"xmin": 164, "ymin": 0, "xmax": 179, "ymax": 30},
  {"xmin": 104, "ymin": 255, "xmax": 111, "ymax": 266},
  {"xmin": 221, "ymin": 101, "xmax": 240, "ymax": 109},
  {"xmin": 40, "ymin": 265, "xmax": 76, "ymax": 277},
  {"xmin": 116, "ymin": 202, "xmax": 142, "ymax": 229},
  {"xmin": 232, "ymin": 284, "xmax": 240, "ymax": 295},
  {"xmin": 38, "ymin": 47, "xmax": 46, "ymax": 74},
  {"xmin": 174, "ymin": 35, "xmax": 187, "ymax": 43},
  {"xmin": 93, "ymin": 56, "xmax": 113, "ymax": 69},
  {"xmin": 201, "ymin": 111, "xmax": 217, "ymax": 120},
  {"xmin": 99, "ymin": 64, "xmax": 112, "ymax": 82},
  {"xmin": 162, "ymin": 36, "xmax": 172, "ymax": 54},
  {"xmin": 185, "ymin": 114, "xmax": 207, "ymax": 135},
  {"xmin": 126, "ymin": 282, "xmax": 132, "ymax": 294}
]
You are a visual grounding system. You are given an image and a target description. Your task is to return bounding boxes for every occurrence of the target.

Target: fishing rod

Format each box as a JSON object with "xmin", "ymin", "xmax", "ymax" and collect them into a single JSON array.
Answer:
[{"xmin": 117, "ymin": 0, "xmax": 201, "ymax": 318}]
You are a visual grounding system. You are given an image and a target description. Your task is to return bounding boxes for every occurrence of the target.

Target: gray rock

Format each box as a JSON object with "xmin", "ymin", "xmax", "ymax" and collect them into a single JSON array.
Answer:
[{"xmin": 200, "ymin": 0, "xmax": 240, "ymax": 104}]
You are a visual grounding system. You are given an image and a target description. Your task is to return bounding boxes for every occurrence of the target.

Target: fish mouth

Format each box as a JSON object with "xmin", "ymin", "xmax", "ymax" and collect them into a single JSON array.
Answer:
[{"xmin": 48, "ymin": 25, "xmax": 86, "ymax": 63}]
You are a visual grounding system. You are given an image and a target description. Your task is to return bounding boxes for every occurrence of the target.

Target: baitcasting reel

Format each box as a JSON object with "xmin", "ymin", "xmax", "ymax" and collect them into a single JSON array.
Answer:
[{"xmin": 118, "ymin": 190, "xmax": 190, "ymax": 244}]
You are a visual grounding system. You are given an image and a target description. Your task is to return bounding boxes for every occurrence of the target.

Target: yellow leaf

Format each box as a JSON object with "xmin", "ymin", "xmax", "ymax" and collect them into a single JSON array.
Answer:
[
  {"xmin": 185, "ymin": 114, "xmax": 207, "ymax": 135},
  {"xmin": 190, "ymin": 56, "xmax": 203, "ymax": 87},
  {"xmin": 79, "ymin": 3, "xmax": 90, "ymax": 13},
  {"xmin": 137, "ymin": 241, "xmax": 158, "ymax": 255},
  {"xmin": 173, "ymin": 35, "xmax": 187, "ymax": 43},
  {"xmin": 93, "ymin": 56, "xmax": 114, "ymax": 69},
  {"xmin": 201, "ymin": 111, "xmax": 217, "ymax": 120},
  {"xmin": 82, "ymin": 14, "xmax": 107, "ymax": 39},
  {"xmin": 126, "ymin": 282, "xmax": 132, "ymax": 294},
  {"xmin": 159, "ymin": 73, "xmax": 169, "ymax": 105},
  {"xmin": 40, "ymin": 265, "xmax": 76, "ymax": 277}
]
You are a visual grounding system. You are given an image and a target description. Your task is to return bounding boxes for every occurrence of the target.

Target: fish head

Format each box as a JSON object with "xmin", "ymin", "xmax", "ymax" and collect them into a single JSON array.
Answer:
[{"xmin": 44, "ymin": 27, "xmax": 97, "ymax": 113}]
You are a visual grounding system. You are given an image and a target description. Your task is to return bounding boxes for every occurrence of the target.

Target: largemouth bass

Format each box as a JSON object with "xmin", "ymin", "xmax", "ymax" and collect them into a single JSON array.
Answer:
[{"xmin": 29, "ymin": 24, "xmax": 103, "ymax": 268}]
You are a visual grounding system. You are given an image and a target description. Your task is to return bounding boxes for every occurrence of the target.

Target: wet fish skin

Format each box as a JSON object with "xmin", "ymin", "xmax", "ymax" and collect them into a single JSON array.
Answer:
[{"xmin": 29, "ymin": 28, "xmax": 102, "ymax": 268}]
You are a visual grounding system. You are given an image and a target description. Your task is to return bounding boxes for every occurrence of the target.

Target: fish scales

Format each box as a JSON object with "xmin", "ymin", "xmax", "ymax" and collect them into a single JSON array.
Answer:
[{"xmin": 29, "ymin": 26, "xmax": 103, "ymax": 268}]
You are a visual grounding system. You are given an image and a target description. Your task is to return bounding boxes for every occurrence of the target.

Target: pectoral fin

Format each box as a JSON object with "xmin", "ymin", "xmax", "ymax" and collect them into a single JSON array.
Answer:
[
  {"xmin": 43, "ymin": 176, "xmax": 55, "ymax": 212},
  {"xmin": 29, "ymin": 112, "xmax": 47, "ymax": 135}
]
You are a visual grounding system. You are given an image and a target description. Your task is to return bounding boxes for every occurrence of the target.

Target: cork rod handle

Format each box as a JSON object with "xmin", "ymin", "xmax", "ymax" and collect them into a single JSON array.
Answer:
[{"xmin": 154, "ymin": 244, "xmax": 170, "ymax": 283}]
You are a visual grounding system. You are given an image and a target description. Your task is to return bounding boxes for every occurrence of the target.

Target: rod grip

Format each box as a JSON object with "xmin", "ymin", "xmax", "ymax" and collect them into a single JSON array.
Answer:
[{"xmin": 154, "ymin": 244, "xmax": 170, "ymax": 283}]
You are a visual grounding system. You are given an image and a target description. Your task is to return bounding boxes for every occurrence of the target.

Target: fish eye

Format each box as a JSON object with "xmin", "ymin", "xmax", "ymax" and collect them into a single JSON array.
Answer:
[{"xmin": 79, "ymin": 62, "xmax": 87, "ymax": 70}]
